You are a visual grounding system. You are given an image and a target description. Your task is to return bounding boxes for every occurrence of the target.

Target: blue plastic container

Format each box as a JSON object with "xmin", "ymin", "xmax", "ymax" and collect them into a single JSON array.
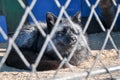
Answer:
[
  {"xmin": 28, "ymin": 0, "xmax": 81, "ymax": 23},
  {"xmin": 81, "ymin": 0, "xmax": 101, "ymax": 17},
  {"xmin": 0, "ymin": 16, "xmax": 8, "ymax": 42},
  {"xmin": 28, "ymin": 0, "xmax": 120, "ymax": 27}
]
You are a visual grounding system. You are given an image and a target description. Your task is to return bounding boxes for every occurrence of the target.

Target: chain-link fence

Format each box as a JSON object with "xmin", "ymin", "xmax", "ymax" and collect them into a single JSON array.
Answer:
[{"xmin": 0, "ymin": 0, "xmax": 120, "ymax": 80}]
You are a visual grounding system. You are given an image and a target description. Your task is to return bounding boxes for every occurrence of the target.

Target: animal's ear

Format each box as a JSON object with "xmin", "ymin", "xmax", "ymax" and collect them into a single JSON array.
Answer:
[
  {"xmin": 72, "ymin": 12, "xmax": 81, "ymax": 24},
  {"xmin": 46, "ymin": 12, "xmax": 57, "ymax": 32}
]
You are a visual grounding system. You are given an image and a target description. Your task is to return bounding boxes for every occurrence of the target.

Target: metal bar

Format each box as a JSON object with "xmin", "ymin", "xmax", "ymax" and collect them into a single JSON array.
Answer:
[{"xmin": 50, "ymin": 65, "xmax": 120, "ymax": 80}]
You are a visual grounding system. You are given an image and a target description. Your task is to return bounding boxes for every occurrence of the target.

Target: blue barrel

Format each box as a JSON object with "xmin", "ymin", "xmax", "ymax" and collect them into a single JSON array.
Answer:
[{"xmin": 0, "ymin": 16, "xmax": 8, "ymax": 42}]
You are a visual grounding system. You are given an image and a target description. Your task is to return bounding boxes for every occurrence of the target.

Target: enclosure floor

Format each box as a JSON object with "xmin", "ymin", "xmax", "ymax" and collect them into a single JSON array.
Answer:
[{"xmin": 0, "ymin": 32, "xmax": 120, "ymax": 80}]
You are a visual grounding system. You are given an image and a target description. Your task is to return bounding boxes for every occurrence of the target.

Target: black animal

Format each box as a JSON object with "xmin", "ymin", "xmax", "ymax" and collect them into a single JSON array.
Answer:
[{"xmin": 5, "ymin": 12, "xmax": 89, "ymax": 71}]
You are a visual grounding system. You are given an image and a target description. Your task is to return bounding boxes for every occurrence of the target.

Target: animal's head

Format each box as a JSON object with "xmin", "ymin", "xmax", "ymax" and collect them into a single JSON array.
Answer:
[
  {"xmin": 46, "ymin": 12, "xmax": 81, "ymax": 33},
  {"xmin": 46, "ymin": 12, "xmax": 83, "ymax": 53}
]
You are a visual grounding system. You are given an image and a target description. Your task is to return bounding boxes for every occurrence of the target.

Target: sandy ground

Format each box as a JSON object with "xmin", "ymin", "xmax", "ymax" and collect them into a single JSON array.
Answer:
[{"xmin": 0, "ymin": 32, "xmax": 120, "ymax": 80}]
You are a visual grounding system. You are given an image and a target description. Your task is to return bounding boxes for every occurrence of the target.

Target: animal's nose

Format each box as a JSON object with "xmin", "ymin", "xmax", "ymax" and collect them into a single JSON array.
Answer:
[
  {"xmin": 71, "ymin": 36, "xmax": 77, "ymax": 42},
  {"xmin": 71, "ymin": 36, "xmax": 77, "ymax": 44}
]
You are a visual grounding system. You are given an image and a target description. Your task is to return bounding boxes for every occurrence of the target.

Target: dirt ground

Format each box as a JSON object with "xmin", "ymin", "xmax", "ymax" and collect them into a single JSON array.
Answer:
[{"xmin": 0, "ymin": 32, "xmax": 120, "ymax": 80}]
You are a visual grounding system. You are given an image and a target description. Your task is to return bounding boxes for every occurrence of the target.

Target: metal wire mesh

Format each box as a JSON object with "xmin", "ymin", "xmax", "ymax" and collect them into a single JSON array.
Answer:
[{"xmin": 0, "ymin": 0, "xmax": 120, "ymax": 79}]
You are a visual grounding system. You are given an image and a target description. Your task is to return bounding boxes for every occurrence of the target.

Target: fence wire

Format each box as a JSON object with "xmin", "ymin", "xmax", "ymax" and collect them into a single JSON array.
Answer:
[{"xmin": 0, "ymin": 0, "xmax": 120, "ymax": 80}]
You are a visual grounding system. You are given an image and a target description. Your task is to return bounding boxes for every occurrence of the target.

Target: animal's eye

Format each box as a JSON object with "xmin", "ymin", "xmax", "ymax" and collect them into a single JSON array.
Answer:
[
  {"xmin": 58, "ymin": 28, "xmax": 67, "ymax": 34},
  {"xmin": 71, "ymin": 29, "xmax": 80, "ymax": 35},
  {"xmin": 57, "ymin": 28, "xmax": 67, "ymax": 36}
]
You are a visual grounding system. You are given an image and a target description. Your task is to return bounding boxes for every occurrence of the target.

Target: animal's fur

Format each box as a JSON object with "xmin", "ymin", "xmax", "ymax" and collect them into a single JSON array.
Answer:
[
  {"xmin": 99, "ymin": 0, "xmax": 116, "ymax": 29},
  {"xmin": 5, "ymin": 12, "xmax": 89, "ymax": 71}
]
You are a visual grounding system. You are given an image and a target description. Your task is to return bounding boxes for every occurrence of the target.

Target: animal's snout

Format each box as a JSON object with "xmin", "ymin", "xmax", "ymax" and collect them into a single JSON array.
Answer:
[
  {"xmin": 71, "ymin": 36, "xmax": 77, "ymax": 42},
  {"xmin": 66, "ymin": 36, "xmax": 77, "ymax": 45},
  {"xmin": 70, "ymin": 36, "xmax": 77, "ymax": 44},
  {"xmin": 63, "ymin": 36, "xmax": 77, "ymax": 46}
]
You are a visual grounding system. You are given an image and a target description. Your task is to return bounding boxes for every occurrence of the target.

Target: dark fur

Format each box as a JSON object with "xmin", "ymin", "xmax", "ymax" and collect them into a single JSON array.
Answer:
[
  {"xmin": 5, "ymin": 12, "xmax": 89, "ymax": 71},
  {"xmin": 99, "ymin": 0, "xmax": 116, "ymax": 29}
]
